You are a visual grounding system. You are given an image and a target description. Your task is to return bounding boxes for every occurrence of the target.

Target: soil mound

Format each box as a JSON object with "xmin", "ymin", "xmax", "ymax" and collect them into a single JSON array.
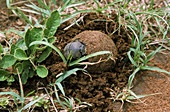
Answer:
[
  {"xmin": 45, "ymin": 12, "xmax": 132, "ymax": 111},
  {"xmin": 72, "ymin": 30, "xmax": 118, "ymax": 73}
]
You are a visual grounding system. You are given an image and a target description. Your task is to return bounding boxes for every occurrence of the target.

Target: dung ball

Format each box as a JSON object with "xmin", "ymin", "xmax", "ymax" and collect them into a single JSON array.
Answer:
[{"xmin": 72, "ymin": 30, "xmax": 118, "ymax": 73}]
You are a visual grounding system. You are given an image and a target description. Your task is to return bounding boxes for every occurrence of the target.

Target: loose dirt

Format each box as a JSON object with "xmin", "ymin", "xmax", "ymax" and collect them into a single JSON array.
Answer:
[
  {"xmin": 124, "ymin": 52, "xmax": 170, "ymax": 112},
  {"xmin": 46, "ymin": 12, "xmax": 132, "ymax": 111}
]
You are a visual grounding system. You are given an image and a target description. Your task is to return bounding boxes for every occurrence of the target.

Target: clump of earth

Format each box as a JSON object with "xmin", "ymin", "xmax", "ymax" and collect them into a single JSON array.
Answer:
[{"xmin": 72, "ymin": 30, "xmax": 118, "ymax": 73}]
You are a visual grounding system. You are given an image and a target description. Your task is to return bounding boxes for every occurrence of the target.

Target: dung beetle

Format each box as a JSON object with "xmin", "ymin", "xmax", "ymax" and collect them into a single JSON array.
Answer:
[{"xmin": 64, "ymin": 40, "xmax": 86, "ymax": 59}]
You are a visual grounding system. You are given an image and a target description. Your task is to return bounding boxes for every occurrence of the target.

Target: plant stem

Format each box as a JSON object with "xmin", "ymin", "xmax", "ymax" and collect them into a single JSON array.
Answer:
[
  {"xmin": 16, "ymin": 68, "xmax": 24, "ymax": 106},
  {"xmin": 29, "ymin": 59, "xmax": 37, "ymax": 69}
]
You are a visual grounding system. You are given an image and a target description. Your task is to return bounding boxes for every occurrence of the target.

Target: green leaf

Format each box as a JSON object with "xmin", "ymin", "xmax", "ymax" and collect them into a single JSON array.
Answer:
[
  {"xmin": 22, "ymin": 60, "xmax": 31, "ymax": 69},
  {"xmin": 37, "ymin": 47, "xmax": 52, "ymax": 63},
  {"xmin": 44, "ymin": 10, "xmax": 61, "ymax": 37},
  {"xmin": 58, "ymin": 0, "xmax": 70, "ymax": 13},
  {"xmin": 21, "ymin": 68, "xmax": 29, "ymax": 85},
  {"xmin": 127, "ymin": 89, "xmax": 143, "ymax": 103},
  {"xmin": 16, "ymin": 39, "xmax": 27, "ymax": 50},
  {"xmin": 14, "ymin": 48, "xmax": 29, "ymax": 60},
  {"xmin": 6, "ymin": 0, "xmax": 11, "ymax": 8},
  {"xmin": 93, "ymin": 0, "xmax": 101, "ymax": 9},
  {"xmin": 25, "ymin": 27, "xmax": 43, "ymax": 55},
  {"xmin": 11, "ymin": 7, "xmax": 27, "ymax": 25},
  {"xmin": 0, "ymin": 44, "xmax": 3, "ymax": 53},
  {"xmin": 10, "ymin": 44, "xmax": 19, "ymax": 55},
  {"xmin": 36, "ymin": 46, "xmax": 47, "ymax": 51},
  {"xmin": 36, "ymin": 65, "xmax": 48, "ymax": 78},
  {"xmin": 114, "ymin": 93, "xmax": 126, "ymax": 102},
  {"xmin": 0, "ymin": 55, "xmax": 16, "ymax": 68},
  {"xmin": 20, "ymin": 8, "xmax": 42, "ymax": 15},
  {"xmin": 28, "ymin": 69, "xmax": 35, "ymax": 78},
  {"xmin": 145, "ymin": 46, "xmax": 162, "ymax": 64},
  {"xmin": 0, "ymin": 69, "xmax": 10, "ymax": 81}
]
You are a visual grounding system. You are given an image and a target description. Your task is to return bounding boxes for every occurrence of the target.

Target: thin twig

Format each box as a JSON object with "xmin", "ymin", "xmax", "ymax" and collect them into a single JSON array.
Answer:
[
  {"xmin": 64, "ymin": 13, "xmax": 88, "ymax": 30},
  {"xmin": 44, "ymin": 88, "xmax": 58, "ymax": 112}
]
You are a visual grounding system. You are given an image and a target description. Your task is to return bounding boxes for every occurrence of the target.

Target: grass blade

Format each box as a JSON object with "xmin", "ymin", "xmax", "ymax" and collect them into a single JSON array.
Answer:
[
  {"xmin": 37, "ymin": 0, "xmax": 50, "ymax": 12},
  {"xmin": 114, "ymin": 93, "xmax": 125, "ymax": 102},
  {"xmin": 93, "ymin": 0, "xmax": 101, "ymax": 10},
  {"xmin": 127, "ymin": 89, "xmax": 143, "ymax": 103},
  {"xmin": 103, "ymin": 0, "xmax": 121, "ymax": 8},
  {"xmin": 128, "ymin": 67, "xmax": 140, "ymax": 89},
  {"xmin": 19, "ymin": 95, "xmax": 46, "ymax": 112},
  {"xmin": 25, "ymin": 4, "xmax": 50, "ymax": 17},
  {"xmin": 11, "ymin": 7, "xmax": 27, "ymax": 25},
  {"xmin": 127, "ymin": 93, "xmax": 161, "ymax": 100},
  {"xmin": 0, "ymin": 92, "xmax": 21, "ymax": 101},
  {"xmin": 55, "ymin": 68, "xmax": 85, "ymax": 83},
  {"xmin": 61, "ymin": 9, "xmax": 95, "ymax": 23},
  {"xmin": 126, "ymin": 25, "xmax": 139, "ymax": 43},
  {"xmin": 56, "ymin": 82, "xmax": 65, "ymax": 96},
  {"xmin": 30, "ymin": 41, "xmax": 67, "ymax": 64},
  {"xmin": 69, "ymin": 51, "xmax": 111, "ymax": 66},
  {"xmin": 16, "ymin": 7, "xmax": 33, "ymax": 26},
  {"xmin": 141, "ymin": 66, "xmax": 170, "ymax": 75},
  {"xmin": 59, "ymin": 0, "xmax": 71, "ymax": 12},
  {"xmin": 20, "ymin": 9, "xmax": 41, "ymax": 15},
  {"xmin": 53, "ymin": 85, "xmax": 67, "ymax": 109},
  {"xmin": 65, "ymin": 1, "xmax": 87, "ymax": 9},
  {"xmin": 145, "ymin": 46, "xmax": 162, "ymax": 64},
  {"xmin": 127, "ymin": 50, "xmax": 138, "ymax": 67}
]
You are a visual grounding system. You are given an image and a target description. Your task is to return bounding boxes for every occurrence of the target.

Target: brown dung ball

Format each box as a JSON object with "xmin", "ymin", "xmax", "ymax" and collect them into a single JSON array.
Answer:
[{"xmin": 72, "ymin": 30, "xmax": 118, "ymax": 73}]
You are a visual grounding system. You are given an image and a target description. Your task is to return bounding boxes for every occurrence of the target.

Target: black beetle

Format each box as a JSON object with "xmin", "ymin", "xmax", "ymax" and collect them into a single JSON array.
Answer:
[{"xmin": 64, "ymin": 40, "xmax": 86, "ymax": 59}]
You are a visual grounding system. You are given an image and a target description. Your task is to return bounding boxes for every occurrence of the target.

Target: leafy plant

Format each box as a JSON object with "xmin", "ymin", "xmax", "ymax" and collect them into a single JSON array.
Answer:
[
  {"xmin": 126, "ymin": 11, "xmax": 169, "ymax": 74},
  {"xmin": 1, "ymin": 2, "xmax": 113, "ymax": 111},
  {"xmin": 0, "ymin": 97, "xmax": 9, "ymax": 108},
  {"xmin": 0, "ymin": 10, "xmax": 60, "ymax": 84}
]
